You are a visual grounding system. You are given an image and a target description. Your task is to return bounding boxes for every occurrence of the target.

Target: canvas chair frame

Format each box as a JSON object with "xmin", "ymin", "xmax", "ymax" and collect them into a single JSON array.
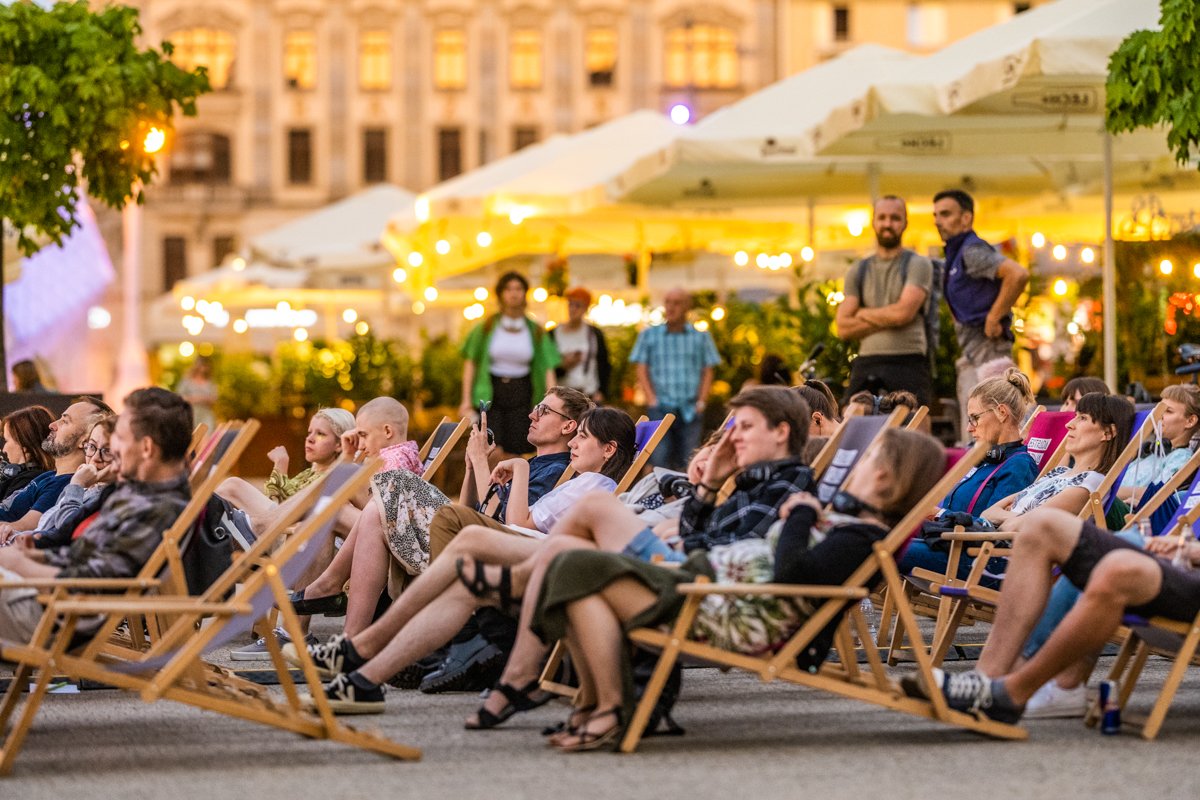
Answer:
[
  {"xmin": 419, "ymin": 416, "xmax": 471, "ymax": 483},
  {"xmin": 903, "ymin": 405, "xmax": 1167, "ymax": 666},
  {"xmin": 618, "ymin": 442, "xmax": 1028, "ymax": 753},
  {"xmin": 0, "ymin": 459, "xmax": 421, "ymax": 775}
]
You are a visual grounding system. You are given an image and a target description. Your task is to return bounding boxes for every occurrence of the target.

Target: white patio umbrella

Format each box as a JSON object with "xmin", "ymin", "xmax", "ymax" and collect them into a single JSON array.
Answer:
[{"xmin": 250, "ymin": 183, "xmax": 415, "ymax": 273}]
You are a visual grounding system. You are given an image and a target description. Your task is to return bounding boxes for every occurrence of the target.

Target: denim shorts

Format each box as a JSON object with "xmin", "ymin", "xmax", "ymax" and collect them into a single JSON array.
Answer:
[{"xmin": 622, "ymin": 527, "xmax": 687, "ymax": 564}]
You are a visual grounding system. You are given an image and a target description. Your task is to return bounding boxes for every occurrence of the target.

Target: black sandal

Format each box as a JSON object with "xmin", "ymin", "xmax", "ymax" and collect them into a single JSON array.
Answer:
[
  {"xmin": 543, "ymin": 704, "xmax": 596, "ymax": 744},
  {"xmin": 455, "ymin": 557, "xmax": 517, "ymax": 614},
  {"xmin": 554, "ymin": 708, "xmax": 623, "ymax": 753},
  {"xmin": 464, "ymin": 678, "xmax": 550, "ymax": 730}
]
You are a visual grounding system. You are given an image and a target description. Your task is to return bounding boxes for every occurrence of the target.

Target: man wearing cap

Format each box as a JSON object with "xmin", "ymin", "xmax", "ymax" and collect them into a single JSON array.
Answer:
[{"xmin": 550, "ymin": 287, "xmax": 611, "ymax": 403}]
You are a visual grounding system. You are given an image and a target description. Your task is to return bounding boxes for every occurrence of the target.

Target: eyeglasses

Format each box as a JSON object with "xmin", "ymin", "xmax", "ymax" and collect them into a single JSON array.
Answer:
[
  {"xmin": 84, "ymin": 442, "xmax": 114, "ymax": 462},
  {"xmin": 966, "ymin": 407, "xmax": 998, "ymax": 428},
  {"xmin": 532, "ymin": 403, "xmax": 572, "ymax": 422}
]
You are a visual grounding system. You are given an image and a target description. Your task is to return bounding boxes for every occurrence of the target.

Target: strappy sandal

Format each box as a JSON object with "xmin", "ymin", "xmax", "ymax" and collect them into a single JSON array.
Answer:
[
  {"xmin": 464, "ymin": 678, "xmax": 551, "ymax": 730},
  {"xmin": 553, "ymin": 707, "xmax": 623, "ymax": 753},
  {"xmin": 544, "ymin": 705, "xmax": 596, "ymax": 747},
  {"xmin": 455, "ymin": 557, "xmax": 518, "ymax": 614}
]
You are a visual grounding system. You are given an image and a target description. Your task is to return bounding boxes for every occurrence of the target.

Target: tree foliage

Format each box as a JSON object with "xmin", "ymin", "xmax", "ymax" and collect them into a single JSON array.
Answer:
[
  {"xmin": 0, "ymin": 1, "xmax": 209, "ymax": 254},
  {"xmin": 1106, "ymin": 0, "xmax": 1200, "ymax": 167}
]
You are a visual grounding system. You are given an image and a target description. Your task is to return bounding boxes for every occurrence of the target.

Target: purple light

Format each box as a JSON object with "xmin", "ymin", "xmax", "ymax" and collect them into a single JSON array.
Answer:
[{"xmin": 669, "ymin": 104, "xmax": 691, "ymax": 125}]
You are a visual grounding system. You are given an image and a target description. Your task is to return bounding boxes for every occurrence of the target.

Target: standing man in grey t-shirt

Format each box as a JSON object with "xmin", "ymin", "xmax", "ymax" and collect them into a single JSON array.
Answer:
[{"xmin": 836, "ymin": 195, "xmax": 934, "ymax": 408}]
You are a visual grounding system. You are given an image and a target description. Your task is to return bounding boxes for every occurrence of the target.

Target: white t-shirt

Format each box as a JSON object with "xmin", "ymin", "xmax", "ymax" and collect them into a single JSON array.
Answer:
[
  {"xmin": 553, "ymin": 324, "xmax": 599, "ymax": 395},
  {"xmin": 1009, "ymin": 466, "xmax": 1104, "ymax": 516},
  {"xmin": 489, "ymin": 320, "xmax": 534, "ymax": 378},
  {"xmin": 526, "ymin": 471, "xmax": 616, "ymax": 534}
]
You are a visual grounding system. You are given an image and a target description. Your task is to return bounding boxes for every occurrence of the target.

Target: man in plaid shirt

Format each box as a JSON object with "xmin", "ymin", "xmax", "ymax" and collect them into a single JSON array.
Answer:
[
  {"xmin": 630, "ymin": 288, "xmax": 721, "ymax": 470},
  {"xmin": 0, "ymin": 387, "xmax": 192, "ymax": 642}
]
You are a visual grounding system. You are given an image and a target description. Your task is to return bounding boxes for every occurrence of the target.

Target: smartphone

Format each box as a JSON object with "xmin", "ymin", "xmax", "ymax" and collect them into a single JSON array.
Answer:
[{"xmin": 476, "ymin": 401, "xmax": 495, "ymax": 446}]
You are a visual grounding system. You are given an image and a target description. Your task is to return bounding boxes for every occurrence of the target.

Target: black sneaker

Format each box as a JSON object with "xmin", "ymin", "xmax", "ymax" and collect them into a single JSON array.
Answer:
[
  {"xmin": 385, "ymin": 662, "xmax": 428, "ymax": 690},
  {"xmin": 283, "ymin": 633, "xmax": 363, "ymax": 678},
  {"xmin": 418, "ymin": 634, "xmax": 505, "ymax": 694},
  {"xmin": 319, "ymin": 672, "xmax": 385, "ymax": 715},
  {"xmin": 913, "ymin": 668, "xmax": 1025, "ymax": 725}
]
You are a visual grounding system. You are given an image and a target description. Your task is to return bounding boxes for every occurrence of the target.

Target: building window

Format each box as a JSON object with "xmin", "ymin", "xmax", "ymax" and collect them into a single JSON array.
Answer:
[
  {"xmin": 213, "ymin": 235, "xmax": 236, "ymax": 267},
  {"xmin": 363, "ymin": 128, "xmax": 388, "ymax": 184},
  {"xmin": 906, "ymin": 3, "xmax": 947, "ymax": 48},
  {"xmin": 359, "ymin": 30, "xmax": 392, "ymax": 91},
  {"xmin": 510, "ymin": 29, "xmax": 542, "ymax": 90},
  {"xmin": 284, "ymin": 30, "xmax": 316, "ymax": 90},
  {"xmin": 434, "ymin": 29, "xmax": 467, "ymax": 90},
  {"xmin": 438, "ymin": 127, "xmax": 462, "ymax": 181},
  {"xmin": 168, "ymin": 132, "xmax": 231, "ymax": 185},
  {"xmin": 585, "ymin": 28, "xmax": 616, "ymax": 87},
  {"xmin": 163, "ymin": 237, "xmax": 187, "ymax": 292},
  {"xmin": 288, "ymin": 128, "xmax": 312, "ymax": 184},
  {"xmin": 513, "ymin": 126, "xmax": 539, "ymax": 152},
  {"xmin": 664, "ymin": 24, "xmax": 739, "ymax": 89},
  {"xmin": 833, "ymin": 6, "xmax": 850, "ymax": 42},
  {"xmin": 169, "ymin": 28, "xmax": 236, "ymax": 90}
]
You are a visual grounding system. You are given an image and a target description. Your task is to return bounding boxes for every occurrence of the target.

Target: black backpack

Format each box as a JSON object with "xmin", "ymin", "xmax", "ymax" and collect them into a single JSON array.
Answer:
[
  {"xmin": 853, "ymin": 249, "xmax": 943, "ymax": 363},
  {"xmin": 178, "ymin": 495, "xmax": 235, "ymax": 595},
  {"xmin": 630, "ymin": 645, "xmax": 685, "ymax": 737}
]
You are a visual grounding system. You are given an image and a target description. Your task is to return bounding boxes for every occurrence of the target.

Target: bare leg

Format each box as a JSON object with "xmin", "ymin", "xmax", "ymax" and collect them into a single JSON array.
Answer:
[
  {"xmin": 217, "ymin": 477, "xmax": 276, "ymax": 522},
  {"xmin": 343, "ymin": 506, "xmax": 393, "ymax": 636},
  {"xmin": 976, "ymin": 510, "xmax": 1085, "ymax": 679},
  {"xmin": 468, "ymin": 536, "xmax": 599, "ymax": 724},
  {"xmin": 555, "ymin": 577, "xmax": 659, "ymax": 747},
  {"xmin": 1003, "ymin": 550, "xmax": 1162, "ymax": 705},
  {"xmin": 550, "ymin": 492, "xmax": 650, "ymax": 551},
  {"xmin": 351, "ymin": 525, "xmax": 538, "ymax": 658},
  {"xmin": 356, "ymin": 581, "xmax": 484, "ymax": 685},
  {"xmin": 300, "ymin": 522, "xmax": 358, "ymax": 599}
]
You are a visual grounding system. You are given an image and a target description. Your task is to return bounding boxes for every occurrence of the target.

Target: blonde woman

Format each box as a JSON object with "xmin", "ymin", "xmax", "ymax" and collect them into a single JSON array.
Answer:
[{"xmin": 1117, "ymin": 383, "xmax": 1200, "ymax": 505}]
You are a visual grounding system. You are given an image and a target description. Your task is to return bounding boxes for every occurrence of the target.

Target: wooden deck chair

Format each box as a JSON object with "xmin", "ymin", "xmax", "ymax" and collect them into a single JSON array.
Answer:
[
  {"xmin": 905, "ymin": 405, "xmax": 929, "ymax": 430},
  {"xmin": 1085, "ymin": 490, "xmax": 1200, "ymax": 739},
  {"xmin": 915, "ymin": 405, "xmax": 1167, "ymax": 665},
  {"xmin": 812, "ymin": 409, "xmax": 906, "ymax": 502},
  {"xmin": 0, "ymin": 460, "xmax": 420, "ymax": 775},
  {"xmin": 187, "ymin": 422, "xmax": 209, "ymax": 463},
  {"xmin": 0, "ymin": 417, "xmax": 264, "ymax": 660},
  {"xmin": 419, "ymin": 416, "xmax": 471, "ymax": 482},
  {"xmin": 613, "ymin": 414, "xmax": 675, "ymax": 495},
  {"xmin": 618, "ymin": 442, "xmax": 1028, "ymax": 753},
  {"xmin": 1019, "ymin": 405, "xmax": 1045, "ymax": 440},
  {"xmin": 879, "ymin": 409, "xmax": 1072, "ymax": 656},
  {"xmin": 189, "ymin": 420, "xmax": 260, "ymax": 493}
]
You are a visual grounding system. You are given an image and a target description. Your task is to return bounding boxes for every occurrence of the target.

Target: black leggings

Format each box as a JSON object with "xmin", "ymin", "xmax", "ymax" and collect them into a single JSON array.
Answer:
[{"xmin": 489, "ymin": 373, "xmax": 533, "ymax": 455}]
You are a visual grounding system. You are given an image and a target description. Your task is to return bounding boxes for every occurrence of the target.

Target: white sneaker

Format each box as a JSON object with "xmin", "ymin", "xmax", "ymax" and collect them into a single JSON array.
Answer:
[{"xmin": 1023, "ymin": 680, "xmax": 1087, "ymax": 719}]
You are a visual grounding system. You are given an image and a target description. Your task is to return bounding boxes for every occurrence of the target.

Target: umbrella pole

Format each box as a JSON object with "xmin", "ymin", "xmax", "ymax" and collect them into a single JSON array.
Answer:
[{"xmin": 1102, "ymin": 132, "xmax": 1117, "ymax": 393}]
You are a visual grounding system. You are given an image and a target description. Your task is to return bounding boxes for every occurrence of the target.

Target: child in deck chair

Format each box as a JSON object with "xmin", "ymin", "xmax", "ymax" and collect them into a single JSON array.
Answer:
[{"xmin": 522, "ymin": 427, "xmax": 944, "ymax": 752}]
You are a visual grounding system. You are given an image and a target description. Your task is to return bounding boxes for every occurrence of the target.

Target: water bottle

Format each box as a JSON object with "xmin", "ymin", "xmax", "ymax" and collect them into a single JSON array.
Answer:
[
  {"xmin": 1171, "ymin": 533, "xmax": 1193, "ymax": 572},
  {"xmin": 1136, "ymin": 518, "xmax": 1152, "ymax": 547}
]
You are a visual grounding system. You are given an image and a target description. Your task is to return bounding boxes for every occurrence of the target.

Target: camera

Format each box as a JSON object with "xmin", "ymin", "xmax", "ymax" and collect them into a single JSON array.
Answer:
[{"xmin": 658, "ymin": 473, "xmax": 695, "ymax": 501}]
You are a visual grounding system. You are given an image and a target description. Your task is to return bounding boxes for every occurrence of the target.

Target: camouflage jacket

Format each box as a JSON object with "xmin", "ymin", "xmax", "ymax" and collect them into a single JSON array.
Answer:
[{"xmin": 43, "ymin": 471, "xmax": 191, "ymax": 580}]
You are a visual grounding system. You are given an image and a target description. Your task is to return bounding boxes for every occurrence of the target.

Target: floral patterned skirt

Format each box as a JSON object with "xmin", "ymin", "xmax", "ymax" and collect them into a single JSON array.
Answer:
[{"xmin": 371, "ymin": 469, "xmax": 450, "ymax": 576}]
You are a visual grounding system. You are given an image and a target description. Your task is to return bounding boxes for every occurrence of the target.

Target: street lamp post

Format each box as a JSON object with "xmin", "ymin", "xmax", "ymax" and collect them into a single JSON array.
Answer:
[{"xmin": 107, "ymin": 127, "xmax": 165, "ymax": 409}]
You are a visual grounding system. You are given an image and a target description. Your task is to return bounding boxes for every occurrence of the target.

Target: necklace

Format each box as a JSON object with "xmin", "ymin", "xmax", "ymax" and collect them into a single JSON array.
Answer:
[{"xmin": 499, "ymin": 316, "xmax": 525, "ymax": 332}]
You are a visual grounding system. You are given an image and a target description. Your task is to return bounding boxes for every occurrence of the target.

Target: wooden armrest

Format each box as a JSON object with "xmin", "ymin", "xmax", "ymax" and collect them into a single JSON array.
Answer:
[
  {"xmin": 0, "ymin": 577, "xmax": 161, "ymax": 590},
  {"xmin": 940, "ymin": 531, "xmax": 1010, "ymax": 542},
  {"xmin": 42, "ymin": 598, "xmax": 251, "ymax": 615},
  {"xmin": 675, "ymin": 583, "xmax": 869, "ymax": 599}
]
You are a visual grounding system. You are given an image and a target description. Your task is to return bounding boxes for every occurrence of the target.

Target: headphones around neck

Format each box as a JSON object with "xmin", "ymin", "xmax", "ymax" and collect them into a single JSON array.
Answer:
[
  {"xmin": 983, "ymin": 440, "xmax": 1024, "ymax": 464},
  {"xmin": 830, "ymin": 489, "xmax": 882, "ymax": 519},
  {"xmin": 735, "ymin": 457, "xmax": 807, "ymax": 490}
]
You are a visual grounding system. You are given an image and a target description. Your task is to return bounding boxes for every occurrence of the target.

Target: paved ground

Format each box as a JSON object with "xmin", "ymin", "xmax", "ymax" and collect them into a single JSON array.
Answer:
[{"xmin": 5, "ymin": 648, "xmax": 1200, "ymax": 800}]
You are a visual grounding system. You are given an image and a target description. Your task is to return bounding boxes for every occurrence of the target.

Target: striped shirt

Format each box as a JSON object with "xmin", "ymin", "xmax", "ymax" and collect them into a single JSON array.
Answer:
[{"xmin": 628, "ymin": 323, "xmax": 721, "ymax": 423}]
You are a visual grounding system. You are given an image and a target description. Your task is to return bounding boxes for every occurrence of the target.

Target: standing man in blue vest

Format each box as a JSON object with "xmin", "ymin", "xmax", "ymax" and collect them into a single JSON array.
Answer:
[
  {"xmin": 934, "ymin": 189, "xmax": 1029, "ymax": 440},
  {"xmin": 630, "ymin": 288, "xmax": 721, "ymax": 470},
  {"xmin": 836, "ymin": 195, "xmax": 935, "ymax": 408}
]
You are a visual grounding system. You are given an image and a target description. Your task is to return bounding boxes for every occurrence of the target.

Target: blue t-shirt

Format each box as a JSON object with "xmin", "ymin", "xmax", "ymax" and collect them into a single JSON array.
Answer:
[{"xmin": 0, "ymin": 470, "xmax": 71, "ymax": 522}]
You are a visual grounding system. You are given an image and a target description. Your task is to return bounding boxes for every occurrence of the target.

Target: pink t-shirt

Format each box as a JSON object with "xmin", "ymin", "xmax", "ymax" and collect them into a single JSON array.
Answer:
[{"xmin": 379, "ymin": 441, "xmax": 422, "ymax": 475}]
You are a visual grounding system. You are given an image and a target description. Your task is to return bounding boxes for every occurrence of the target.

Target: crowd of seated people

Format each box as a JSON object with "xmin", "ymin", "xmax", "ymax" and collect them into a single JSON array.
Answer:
[{"xmin": 10, "ymin": 362, "xmax": 1200, "ymax": 758}]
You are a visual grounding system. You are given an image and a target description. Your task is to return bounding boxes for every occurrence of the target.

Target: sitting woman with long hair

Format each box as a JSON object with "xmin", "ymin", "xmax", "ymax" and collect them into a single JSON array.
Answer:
[
  {"xmin": 0, "ymin": 406, "xmax": 54, "ymax": 504},
  {"xmin": 1116, "ymin": 383, "xmax": 1200, "ymax": 506},
  {"xmin": 527, "ymin": 428, "xmax": 945, "ymax": 752},
  {"xmin": 900, "ymin": 368, "xmax": 1040, "ymax": 579}
]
